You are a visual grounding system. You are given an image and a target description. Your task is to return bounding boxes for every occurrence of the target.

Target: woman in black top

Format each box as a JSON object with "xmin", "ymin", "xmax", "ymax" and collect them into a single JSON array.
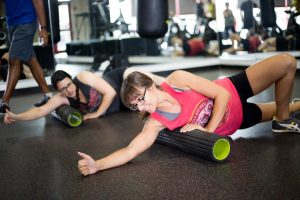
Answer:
[{"xmin": 3, "ymin": 67, "xmax": 165, "ymax": 123}]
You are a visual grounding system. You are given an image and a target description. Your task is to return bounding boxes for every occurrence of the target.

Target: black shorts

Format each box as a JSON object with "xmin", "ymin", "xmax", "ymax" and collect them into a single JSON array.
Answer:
[
  {"xmin": 103, "ymin": 67, "xmax": 128, "ymax": 112},
  {"xmin": 103, "ymin": 67, "xmax": 127, "ymax": 92},
  {"xmin": 8, "ymin": 22, "xmax": 37, "ymax": 62},
  {"xmin": 228, "ymin": 71, "xmax": 262, "ymax": 129}
]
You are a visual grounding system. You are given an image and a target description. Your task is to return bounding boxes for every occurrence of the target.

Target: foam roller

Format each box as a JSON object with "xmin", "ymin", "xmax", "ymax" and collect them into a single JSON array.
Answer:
[
  {"xmin": 156, "ymin": 128, "xmax": 231, "ymax": 162},
  {"xmin": 51, "ymin": 105, "xmax": 83, "ymax": 127}
]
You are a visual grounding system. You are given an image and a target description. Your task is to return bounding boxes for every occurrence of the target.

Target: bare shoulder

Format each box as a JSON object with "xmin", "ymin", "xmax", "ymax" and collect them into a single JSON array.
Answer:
[
  {"xmin": 166, "ymin": 70, "xmax": 191, "ymax": 87},
  {"xmin": 77, "ymin": 71, "xmax": 93, "ymax": 79},
  {"xmin": 77, "ymin": 71, "xmax": 100, "ymax": 84}
]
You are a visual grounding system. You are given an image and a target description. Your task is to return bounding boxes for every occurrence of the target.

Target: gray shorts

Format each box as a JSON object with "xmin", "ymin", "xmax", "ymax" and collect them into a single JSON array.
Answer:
[{"xmin": 8, "ymin": 22, "xmax": 37, "ymax": 62}]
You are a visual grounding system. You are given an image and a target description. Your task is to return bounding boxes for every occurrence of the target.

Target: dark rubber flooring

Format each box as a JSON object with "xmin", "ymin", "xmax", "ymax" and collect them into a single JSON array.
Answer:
[{"xmin": 0, "ymin": 67, "xmax": 300, "ymax": 200}]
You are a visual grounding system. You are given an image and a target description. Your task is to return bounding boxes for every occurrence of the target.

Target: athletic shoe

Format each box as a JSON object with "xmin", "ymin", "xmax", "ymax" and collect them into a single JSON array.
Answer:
[
  {"xmin": 272, "ymin": 117, "xmax": 300, "ymax": 133},
  {"xmin": 34, "ymin": 95, "xmax": 50, "ymax": 107},
  {"xmin": 0, "ymin": 101, "xmax": 10, "ymax": 113}
]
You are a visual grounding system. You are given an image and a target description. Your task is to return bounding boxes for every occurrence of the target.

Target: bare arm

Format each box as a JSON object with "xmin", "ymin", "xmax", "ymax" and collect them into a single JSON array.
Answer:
[
  {"xmin": 167, "ymin": 70, "xmax": 231, "ymax": 132},
  {"xmin": 32, "ymin": 0, "xmax": 48, "ymax": 46},
  {"xmin": 3, "ymin": 94, "xmax": 68, "ymax": 123},
  {"xmin": 78, "ymin": 118, "xmax": 165, "ymax": 176},
  {"xmin": 77, "ymin": 71, "xmax": 116, "ymax": 120}
]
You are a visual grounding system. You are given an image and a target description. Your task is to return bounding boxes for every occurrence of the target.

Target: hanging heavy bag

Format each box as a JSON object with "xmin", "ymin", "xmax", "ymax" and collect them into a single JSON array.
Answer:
[
  {"xmin": 137, "ymin": 0, "xmax": 168, "ymax": 38},
  {"xmin": 51, "ymin": 105, "xmax": 83, "ymax": 127}
]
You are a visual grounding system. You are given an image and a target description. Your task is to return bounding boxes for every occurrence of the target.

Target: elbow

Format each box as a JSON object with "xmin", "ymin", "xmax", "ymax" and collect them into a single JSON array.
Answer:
[
  {"xmin": 226, "ymin": 90, "xmax": 231, "ymax": 104},
  {"xmin": 126, "ymin": 144, "xmax": 145, "ymax": 160},
  {"xmin": 109, "ymin": 89, "xmax": 117, "ymax": 100},
  {"xmin": 225, "ymin": 89, "xmax": 231, "ymax": 100},
  {"xmin": 126, "ymin": 146, "xmax": 140, "ymax": 160},
  {"xmin": 221, "ymin": 89, "xmax": 231, "ymax": 104},
  {"xmin": 104, "ymin": 90, "xmax": 117, "ymax": 102},
  {"xmin": 112, "ymin": 90, "xmax": 117, "ymax": 98},
  {"xmin": 34, "ymin": 107, "xmax": 45, "ymax": 118}
]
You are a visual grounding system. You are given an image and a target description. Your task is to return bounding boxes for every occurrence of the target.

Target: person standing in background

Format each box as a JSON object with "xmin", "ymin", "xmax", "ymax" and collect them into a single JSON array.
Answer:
[
  {"xmin": 0, "ymin": 0, "xmax": 52, "ymax": 113},
  {"xmin": 223, "ymin": 2, "xmax": 235, "ymax": 39},
  {"xmin": 240, "ymin": 0, "xmax": 256, "ymax": 30},
  {"xmin": 205, "ymin": 0, "xmax": 216, "ymax": 21},
  {"xmin": 193, "ymin": 0, "xmax": 205, "ymax": 35}
]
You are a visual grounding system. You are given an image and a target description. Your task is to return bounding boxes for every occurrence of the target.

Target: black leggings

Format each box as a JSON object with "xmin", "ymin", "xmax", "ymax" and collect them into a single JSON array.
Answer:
[{"xmin": 228, "ymin": 71, "xmax": 263, "ymax": 129}]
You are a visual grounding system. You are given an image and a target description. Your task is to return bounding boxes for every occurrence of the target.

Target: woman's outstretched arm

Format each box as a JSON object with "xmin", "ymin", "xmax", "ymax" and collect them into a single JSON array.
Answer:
[
  {"xmin": 3, "ymin": 94, "xmax": 67, "ymax": 124},
  {"xmin": 78, "ymin": 118, "xmax": 165, "ymax": 176}
]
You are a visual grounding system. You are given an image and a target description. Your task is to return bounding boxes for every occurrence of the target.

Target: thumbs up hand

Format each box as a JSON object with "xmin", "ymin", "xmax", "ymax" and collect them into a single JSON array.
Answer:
[{"xmin": 77, "ymin": 152, "xmax": 99, "ymax": 176}]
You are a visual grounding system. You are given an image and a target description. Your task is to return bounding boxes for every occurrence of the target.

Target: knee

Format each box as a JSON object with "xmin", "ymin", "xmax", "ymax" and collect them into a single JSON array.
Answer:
[{"xmin": 280, "ymin": 53, "xmax": 297, "ymax": 72}]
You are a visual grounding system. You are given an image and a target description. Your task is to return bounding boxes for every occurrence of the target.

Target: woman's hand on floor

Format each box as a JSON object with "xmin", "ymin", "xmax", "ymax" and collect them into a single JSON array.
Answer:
[
  {"xmin": 83, "ymin": 112, "xmax": 100, "ymax": 121},
  {"xmin": 180, "ymin": 123, "xmax": 207, "ymax": 133},
  {"xmin": 78, "ymin": 152, "xmax": 99, "ymax": 176},
  {"xmin": 3, "ymin": 110, "xmax": 18, "ymax": 124}
]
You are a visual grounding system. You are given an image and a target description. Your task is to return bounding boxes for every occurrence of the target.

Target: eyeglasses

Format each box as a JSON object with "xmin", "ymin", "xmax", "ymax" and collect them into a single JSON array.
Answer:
[
  {"xmin": 129, "ymin": 87, "xmax": 147, "ymax": 111},
  {"xmin": 58, "ymin": 82, "xmax": 73, "ymax": 93}
]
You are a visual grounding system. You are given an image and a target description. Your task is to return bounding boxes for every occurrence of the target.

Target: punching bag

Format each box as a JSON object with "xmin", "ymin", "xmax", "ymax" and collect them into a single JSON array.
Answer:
[
  {"xmin": 137, "ymin": 0, "xmax": 168, "ymax": 38},
  {"xmin": 51, "ymin": 105, "xmax": 83, "ymax": 127},
  {"xmin": 156, "ymin": 128, "xmax": 232, "ymax": 162},
  {"xmin": 260, "ymin": 0, "xmax": 276, "ymax": 27}
]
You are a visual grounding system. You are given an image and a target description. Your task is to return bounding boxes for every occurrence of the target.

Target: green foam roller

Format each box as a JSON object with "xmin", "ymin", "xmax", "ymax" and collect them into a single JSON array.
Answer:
[
  {"xmin": 51, "ymin": 105, "xmax": 83, "ymax": 127},
  {"xmin": 156, "ymin": 128, "xmax": 232, "ymax": 162}
]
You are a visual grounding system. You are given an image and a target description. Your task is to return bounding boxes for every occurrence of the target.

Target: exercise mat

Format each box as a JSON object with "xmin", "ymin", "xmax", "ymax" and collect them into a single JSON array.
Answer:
[{"xmin": 157, "ymin": 128, "xmax": 232, "ymax": 162}]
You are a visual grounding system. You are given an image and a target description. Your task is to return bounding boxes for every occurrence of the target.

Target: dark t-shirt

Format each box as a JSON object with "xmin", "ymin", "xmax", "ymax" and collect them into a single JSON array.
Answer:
[
  {"xmin": 5, "ymin": 0, "xmax": 37, "ymax": 26},
  {"xmin": 240, "ymin": 0, "xmax": 254, "ymax": 29}
]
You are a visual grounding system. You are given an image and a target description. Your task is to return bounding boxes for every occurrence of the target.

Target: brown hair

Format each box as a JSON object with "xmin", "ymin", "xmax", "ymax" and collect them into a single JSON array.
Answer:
[{"xmin": 121, "ymin": 71, "xmax": 154, "ymax": 109}]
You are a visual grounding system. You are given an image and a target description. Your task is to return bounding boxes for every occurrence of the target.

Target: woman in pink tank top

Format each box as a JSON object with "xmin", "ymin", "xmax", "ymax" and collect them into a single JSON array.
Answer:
[{"xmin": 77, "ymin": 53, "xmax": 300, "ymax": 176}]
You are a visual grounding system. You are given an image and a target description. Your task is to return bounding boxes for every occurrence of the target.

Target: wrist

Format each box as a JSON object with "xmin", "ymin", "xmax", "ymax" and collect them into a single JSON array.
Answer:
[
  {"xmin": 95, "ymin": 160, "xmax": 102, "ymax": 172},
  {"xmin": 15, "ymin": 114, "xmax": 20, "ymax": 120},
  {"xmin": 40, "ymin": 26, "xmax": 47, "ymax": 30},
  {"xmin": 97, "ymin": 110, "xmax": 105, "ymax": 117}
]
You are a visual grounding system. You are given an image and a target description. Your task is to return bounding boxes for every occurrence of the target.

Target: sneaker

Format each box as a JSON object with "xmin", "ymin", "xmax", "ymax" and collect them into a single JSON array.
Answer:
[
  {"xmin": 34, "ymin": 95, "xmax": 50, "ymax": 107},
  {"xmin": 272, "ymin": 117, "xmax": 300, "ymax": 133},
  {"xmin": 0, "ymin": 101, "xmax": 10, "ymax": 113}
]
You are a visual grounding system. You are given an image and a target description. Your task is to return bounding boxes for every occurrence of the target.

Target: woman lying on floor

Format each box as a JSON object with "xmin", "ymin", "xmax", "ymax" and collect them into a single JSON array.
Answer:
[
  {"xmin": 77, "ymin": 53, "xmax": 300, "ymax": 176},
  {"xmin": 3, "ymin": 67, "xmax": 165, "ymax": 123}
]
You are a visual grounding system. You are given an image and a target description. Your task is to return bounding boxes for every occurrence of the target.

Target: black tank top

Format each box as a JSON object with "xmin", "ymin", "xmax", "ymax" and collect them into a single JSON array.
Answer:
[
  {"xmin": 67, "ymin": 77, "xmax": 103, "ymax": 114},
  {"xmin": 67, "ymin": 68, "xmax": 127, "ymax": 115}
]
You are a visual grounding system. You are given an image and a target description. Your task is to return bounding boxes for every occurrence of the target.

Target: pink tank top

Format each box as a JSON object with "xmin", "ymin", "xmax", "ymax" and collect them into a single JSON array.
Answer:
[{"xmin": 150, "ymin": 78, "xmax": 243, "ymax": 135}]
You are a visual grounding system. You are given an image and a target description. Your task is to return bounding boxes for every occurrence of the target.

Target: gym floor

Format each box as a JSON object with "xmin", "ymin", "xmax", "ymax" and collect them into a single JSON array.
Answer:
[{"xmin": 0, "ymin": 66, "xmax": 300, "ymax": 200}]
